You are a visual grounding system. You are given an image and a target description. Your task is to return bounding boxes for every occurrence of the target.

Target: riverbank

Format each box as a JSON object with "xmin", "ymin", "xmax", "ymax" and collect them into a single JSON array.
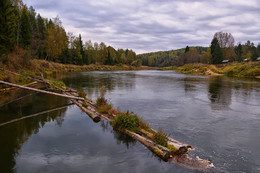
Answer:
[
  {"xmin": 0, "ymin": 59, "xmax": 157, "ymax": 87},
  {"xmin": 163, "ymin": 62, "xmax": 260, "ymax": 78}
]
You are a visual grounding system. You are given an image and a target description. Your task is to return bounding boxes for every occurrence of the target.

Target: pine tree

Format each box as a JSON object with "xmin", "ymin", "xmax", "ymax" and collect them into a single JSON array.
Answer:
[
  {"xmin": 185, "ymin": 46, "xmax": 189, "ymax": 53},
  {"xmin": 19, "ymin": 6, "xmax": 31, "ymax": 49},
  {"xmin": 106, "ymin": 50, "xmax": 113, "ymax": 65},
  {"xmin": 79, "ymin": 34, "xmax": 88, "ymax": 64},
  {"xmin": 210, "ymin": 37, "xmax": 223, "ymax": 64},
  {"xmin": 36, "ymin": 14, "xmax": 47, "ymax": 59},
  {"xmin": 235, "ymin": 43, "xmax": 242, "ymax": 62},
  {"xmin": 0, "ymin": 0, "xmax": 16, "ymax": 56}
]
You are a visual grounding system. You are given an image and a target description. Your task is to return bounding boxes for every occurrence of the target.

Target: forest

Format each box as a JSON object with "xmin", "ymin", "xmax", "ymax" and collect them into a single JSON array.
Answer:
[
  {"xmin": 1, "ymin": 0, "xmax": 260, "ymax": 68},
  {"xmin": 138, "ymin": 34, "xmax": 260, "ymax": 67},
  {"xmin": 0, "ymin": 0, "xmax": 139, "ymax": 67}
]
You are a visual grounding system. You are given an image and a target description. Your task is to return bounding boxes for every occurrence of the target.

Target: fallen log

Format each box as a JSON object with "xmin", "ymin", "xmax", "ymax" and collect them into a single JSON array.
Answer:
[
  {"xmin": 0, "ymin": 67, "xmax": 46, "ymax": 84},
  {"xmin": 148, "ymin": 128, "xmax": 193, "ymax": 153},
  {"xmin": 0, "ymin": 80, "xmax": 85, "ymax": 101},
  {"xmin": 139, "ymin": 128, "xmax": 191, "ymax": 154},
  {"xmin": 124, "ymin": 130, "xmax": 173, "ymax": 161},
  {"xmin": 0, "ymin": 81, "xmax": 38, "ymax": 92},
  {"xmin": 66, "ymin": 94, "xmax": 101, "ymax": 122},
  {"xmin": 0, "ymin": 103, "xmax": 74, "ymax": 127}
]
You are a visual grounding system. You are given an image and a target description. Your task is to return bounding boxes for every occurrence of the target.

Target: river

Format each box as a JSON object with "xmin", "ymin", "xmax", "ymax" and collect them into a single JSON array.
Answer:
[{"xmin": 0, "ymin": 70, "xmax": 260, "ymax": 172}]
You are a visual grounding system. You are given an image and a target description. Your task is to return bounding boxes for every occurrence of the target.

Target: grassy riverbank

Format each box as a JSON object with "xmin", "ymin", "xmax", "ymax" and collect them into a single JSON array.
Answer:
[
  {"xmin": 0, "ymin": 59, "xmax": 156, "ymax": 87},
  {"xmin": 164, "ymin": 62, "xmax": 260, "ymax": 78}
]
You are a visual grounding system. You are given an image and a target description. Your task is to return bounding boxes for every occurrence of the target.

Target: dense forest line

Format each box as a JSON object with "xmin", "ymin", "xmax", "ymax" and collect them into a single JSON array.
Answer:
[
  {"xmin": 0, "ymin": 0, "xmax": 140, "ymax": 67},
  {"xmin": 1, "ymin": 0, "xmax": 259, "ymax": 69},
  {"xmin": 138, "ymin": 32, "xmax": 260, "ymax": 67}
]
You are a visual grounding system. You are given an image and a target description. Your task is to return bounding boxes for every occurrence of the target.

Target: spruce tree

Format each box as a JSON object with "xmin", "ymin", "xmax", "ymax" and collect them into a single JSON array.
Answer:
[
  {"xmin": 235, "ymin": 43, "xmax": 242, "ymax": 62},
  {"xmin": 210, "ymin": 37, "xmax": 223, "ymax": 64},
  {"xmin": 19, "ymin": 6, "xmax": 31, "ymax": 49},
  {"xmin": 0, "ymin": 0, "xmax": 16, "ymax": 56},
  {"xmin": 36, "ymin": 14, "xmax": 46, "ymax": 59},
  {"xmin": 79, "ymin": 34, "xmax": 87, "ymax": 64},
  {"xmin": 107, "ymin": 50, "xmax": 113, "ymax": 65},
  {"xmin": 185, "ymin": 46, "xmax": 189, "ymax": 53}
]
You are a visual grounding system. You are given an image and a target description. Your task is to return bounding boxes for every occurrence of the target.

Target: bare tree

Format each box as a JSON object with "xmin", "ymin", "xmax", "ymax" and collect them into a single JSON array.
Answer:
[{"xmin": 214, "ymin": 31, "xmax": 235, "ymax": 48}]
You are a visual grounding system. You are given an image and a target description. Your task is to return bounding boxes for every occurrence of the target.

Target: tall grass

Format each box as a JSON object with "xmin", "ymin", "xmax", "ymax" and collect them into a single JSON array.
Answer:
[{"xmin": 111, "ymin": 112, "xmax": 150, "ymax": 132}]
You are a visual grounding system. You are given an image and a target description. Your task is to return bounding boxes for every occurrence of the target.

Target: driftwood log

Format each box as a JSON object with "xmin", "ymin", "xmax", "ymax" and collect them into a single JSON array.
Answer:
[
  {"xmin": 0, "ymin": 81, "xmax": 38, "ymax": 92},
  {"xmin": 0, "ymin": 80, "xmax": 85, "ymax": 101}
]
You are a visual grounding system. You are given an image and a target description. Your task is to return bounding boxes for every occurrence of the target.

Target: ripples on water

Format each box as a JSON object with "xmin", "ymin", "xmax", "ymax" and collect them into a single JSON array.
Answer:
[{"xmin": 0, "ymin": 70, "xmax": 260, "ymax": 173}]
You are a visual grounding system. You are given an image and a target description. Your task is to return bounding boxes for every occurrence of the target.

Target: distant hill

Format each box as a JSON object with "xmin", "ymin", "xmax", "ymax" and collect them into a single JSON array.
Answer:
[{"xmin": 137, "ymin": 47, "xmax": 209, "ymax": 67}]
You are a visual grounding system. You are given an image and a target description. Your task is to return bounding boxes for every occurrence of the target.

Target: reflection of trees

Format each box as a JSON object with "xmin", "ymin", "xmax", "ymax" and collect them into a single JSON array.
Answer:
[
  {"xmin": 233, "ymin": 77, "xmax": 260, "ymax": 100},
  {"xmin": 0, "ymin": 90, "xmax": 69, "ymax": 173},
  {"xmin": 183, "ymin": 78, "xmax": 197, "ymax": 93},
  {"xmin": 61, "ymin": 72, "xmax": 135, "ymax": 99},
  {"xmin": 100, "ymin": 121, "xmax": 136, "ymax": 148},
  {"xmin": 208, "ymin": 77, "xmax": 232, "ymax": 109}
]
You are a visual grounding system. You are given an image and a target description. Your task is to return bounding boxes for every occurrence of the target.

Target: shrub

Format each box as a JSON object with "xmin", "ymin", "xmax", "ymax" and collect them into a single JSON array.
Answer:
[
  {"xmin": 78, "ymin": 88, "xmax": 87, "ymax": 98},
  {"xmin": 96, "ymin": 96, "xmax": 108, "ymax": 107},
  {"xmin": 154, "ymin": 128, "xmax": 168, "ymax": 147},
  {"xmin": 108, "ymin": 108, "xmax": 120, "ymax": 116},
  {"xmin": 98, "ymin": 103, "xmax": 113, "ymax": 113},
  {"xmin": 111, "ymin": 112, "xmax": 150, "ymax": 132}
]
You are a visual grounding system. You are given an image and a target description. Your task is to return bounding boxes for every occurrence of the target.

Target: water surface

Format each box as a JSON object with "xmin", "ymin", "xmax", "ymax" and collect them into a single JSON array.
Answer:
[{"xmin": 0, "ymin": 70, "xmax": 260, "ymax": 172}]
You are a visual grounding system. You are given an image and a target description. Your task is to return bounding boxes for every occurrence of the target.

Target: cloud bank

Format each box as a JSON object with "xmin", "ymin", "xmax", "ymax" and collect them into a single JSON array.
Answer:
[{"xmin": 23, "ymin": 0, "xmax": 260, "ymax": 54}]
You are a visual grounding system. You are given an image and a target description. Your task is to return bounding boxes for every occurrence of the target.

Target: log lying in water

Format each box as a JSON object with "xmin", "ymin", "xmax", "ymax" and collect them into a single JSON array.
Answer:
[
  {"xmin": 139, "ymin": 128, "xmax": 193, "ymax": 155},
  {"xmin": 0, "ymin": 81, "xmax": 38, "ymax": 92},
  {"xmin": 125, "ymin": 130, "xmax": 174, "ymax": 161},
  {"xmin": 64, "ymin": 91, "xmax": 111, "ymax": 121},
  {"xmin": 64, "ymin": 92, "xmax": 101, "ymax": 122},
  {"xmin": 0, "ymin": 80, "xmax": 85, "ymax": 101}
]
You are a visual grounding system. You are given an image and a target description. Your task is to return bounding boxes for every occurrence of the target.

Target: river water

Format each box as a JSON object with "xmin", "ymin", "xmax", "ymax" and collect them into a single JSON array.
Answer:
[{"xmin": 0, "ymin": 70, "xmax": 260, "ymax": 173}]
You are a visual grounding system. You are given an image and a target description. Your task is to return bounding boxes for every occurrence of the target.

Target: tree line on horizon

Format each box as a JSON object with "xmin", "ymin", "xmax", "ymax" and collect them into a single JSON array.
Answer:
[
  {"xmin": 0, "ymin": 0, "xmax": 139, "ymax": 67},
  {"xmin": 138, "ymin": 31, "xmax": 260, "ymax": 67},
  {"xmin": 1, "ymin": 0, "xmax": 259, "ymax": 68}
]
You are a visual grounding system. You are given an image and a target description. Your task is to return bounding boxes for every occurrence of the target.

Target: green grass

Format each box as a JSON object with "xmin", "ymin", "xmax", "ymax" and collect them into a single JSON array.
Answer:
[
  {"xmin": 222, "ymin": 62, "xmax": 260, "ymax": 77},
  {"xmin": 172, "ymin": 62, "xmax": 260, "ymax": 77},
  {"xmin": 98, "ymin": 104, "xmax": 113, "ymax": 114},
  {"xmin": 96, "ymin": 97, "xmax": 108, "ymax": 107},
  {"xmin": 110, "ymin": 112, "xmax": 149, "ymax": 132},
  {"xmin": 153, "ymin": 128, "xmax": 168, "ymax": 147},
  {"xmin": 78, "ymin": 88, "xmax": 87, "ymax": 98},
  {"xmin": 49, "ymin": 80, "xmax": 66, "ymax": 88}
]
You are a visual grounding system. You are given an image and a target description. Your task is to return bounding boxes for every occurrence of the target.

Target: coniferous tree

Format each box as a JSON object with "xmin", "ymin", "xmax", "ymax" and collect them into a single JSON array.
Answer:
[
  {"xmin": 235, "ymin": 43, "xmax": 243, "ymax": 62},
  {"xmin": 251, "ymin": 47, "xmax": 258, "ymax": 61},
  {"xmin": 19, "ymin": 6, "xmax": 31, "ymax": 49},
  {"xmin": 79, "ymin": 34, "xmax": 88, "ymax": 64},
  {"xmin": 36, "ymin": 14, "xmax": 47, "ymax": 59},
  {"xmin": 0, "ymin": 0, "xmax": 16, "ymax": 56},
  {"xmin": 185, "ymin": 46, "xmax": 189, "ymax": 53},
  {"xmin": 106, "ymin": 50, "xmax": 113, "ymax": 65},
  {"xmin": 210, "ymin": 37, "xmax": 223, "ymax": 64}
]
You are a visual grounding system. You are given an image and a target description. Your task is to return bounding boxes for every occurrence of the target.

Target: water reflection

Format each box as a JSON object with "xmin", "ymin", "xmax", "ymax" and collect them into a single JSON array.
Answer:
[
  {"xmin": 208, "ymin": 76, "xmax": 232, "ymax": 109},
  {"xmin": 60, "ymin": 72, "xmax": 135, "ymax": 99},
  {"xmin": 1, "ymin": 71, "xmax": 260, "ymax": 173},
  {"xmin": 100, "ymin": 121, "xmax": 136, "ymax": 148},
  {"xmin": 0, "ymin": 89, "xmax": 70, "ymax": 173}
]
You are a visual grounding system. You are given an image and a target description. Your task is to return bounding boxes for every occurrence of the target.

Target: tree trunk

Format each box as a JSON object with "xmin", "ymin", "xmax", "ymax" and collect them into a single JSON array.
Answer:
[{"xmin": 0, "ymin": 80, "xmax": 85, "ymax": 101}]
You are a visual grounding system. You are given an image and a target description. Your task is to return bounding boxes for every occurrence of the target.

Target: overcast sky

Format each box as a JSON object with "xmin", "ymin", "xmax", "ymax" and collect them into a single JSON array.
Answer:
[{"xmin": 23, "ymin": 0, "xmax": 260, "ymax": 54}]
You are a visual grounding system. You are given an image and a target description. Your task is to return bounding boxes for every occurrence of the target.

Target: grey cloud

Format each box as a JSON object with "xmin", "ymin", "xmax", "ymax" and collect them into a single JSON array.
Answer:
[{"xmin": 23, "ymin": 0, "xmax": 260, "ymax": 54}]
